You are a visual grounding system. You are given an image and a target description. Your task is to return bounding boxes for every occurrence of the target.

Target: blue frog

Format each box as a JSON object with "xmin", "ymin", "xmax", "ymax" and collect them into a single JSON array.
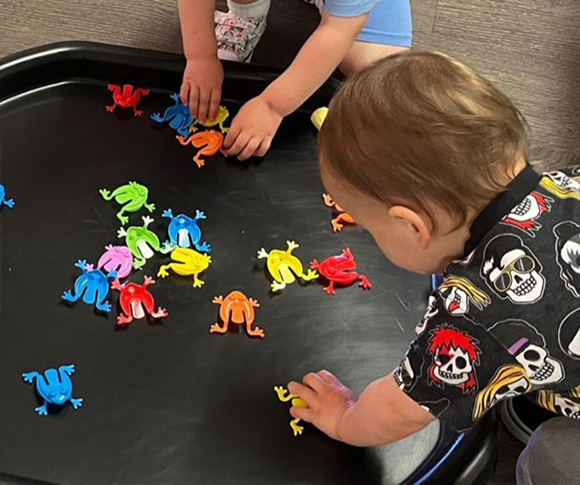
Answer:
[
  {"xmin": 151, "ymin": 93, "xmax": 194, "ymax": 137},
  {"xmin": 160, "ymin": 208, "xmax": 211, "ymax": 254},
  {"xmin": 62, "ymin": 260, "xmax": 117, "ymax": 312},
  {"xmin": 0, "ymin": 183, "xmax": 15, "ymax": 210},
  {"xmin": 22, "ymin": 365, "xmax": 83, "ymax": 416}
]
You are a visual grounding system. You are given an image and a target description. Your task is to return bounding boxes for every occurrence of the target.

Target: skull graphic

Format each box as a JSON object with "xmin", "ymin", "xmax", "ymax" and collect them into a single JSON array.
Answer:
[
  {"xmin": 554, "ymin": 221, "xmax": 580, "ymax": 297},
  {"xmin": 481, "ymin": 234, "xmax": 545, "ymax": 304},
  {"xmin": 393, "ymin": 345, "xmax": 424, "ymax": 392},
  {"xmin": 548, "ymin": 171, "xmax": 580, "ymax": 191},
  {"xmin": 441, "ymin": 286, "xmax": 469, "ymax": 316},
  {"xmin": 558, "ymin": 308, "xmax": 580, "ymax": 360},
  {"xmin": 553, "ymin": 395, "xmax": 580, "ymax": 419},
  {"xmin": 415, "ymin": 295, "xmax": 438, "ymax": 335},
  {"xmin": 493, "ymin": 377, "xmax": 530, "ymax": 402},
  {"xmin": 540, "ymin": 171, "xmax": 580, "ymax": 201},
  {"xmin": 501, "ymin": 192, "xmax": 552, "ymax": 236},
  {"xmin": 490, "ymin": 319, "xmax": 564, "ymax": 385}
]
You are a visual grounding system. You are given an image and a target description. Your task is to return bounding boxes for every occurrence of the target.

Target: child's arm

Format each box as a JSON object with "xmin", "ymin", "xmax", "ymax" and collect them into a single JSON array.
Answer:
[
  {"xmin": 178, "ymin": 0, "xmax": 223, "ymax": 123},
  {"xmin": 224, "ymin": 11, "xmax": 368, "ymax": 160},
  {"xmin": 288, "ymin": 371, "xmax": 435, "ymax": 447}
]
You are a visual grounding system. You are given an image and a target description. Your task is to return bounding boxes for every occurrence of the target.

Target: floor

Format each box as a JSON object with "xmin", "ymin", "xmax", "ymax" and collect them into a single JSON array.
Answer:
[{"xmin": 2, "ymin": 1, "xmax": 579, "ymax": 483}]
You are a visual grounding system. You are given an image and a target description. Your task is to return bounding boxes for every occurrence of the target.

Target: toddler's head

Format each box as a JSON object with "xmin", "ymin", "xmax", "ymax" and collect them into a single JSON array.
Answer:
[{"xmin": 318, "ymin": 51, "xmax": 529, "ymax": 274}]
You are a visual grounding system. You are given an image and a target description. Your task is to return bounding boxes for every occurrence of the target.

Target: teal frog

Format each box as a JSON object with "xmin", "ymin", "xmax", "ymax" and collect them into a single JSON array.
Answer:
[
  {"xmin": 99, "ymin": 181, "xmax": 155, "ymax": 224},
  {"xmin": 118, "ymin": 216, "xmax": 161, "ymax": 269}
]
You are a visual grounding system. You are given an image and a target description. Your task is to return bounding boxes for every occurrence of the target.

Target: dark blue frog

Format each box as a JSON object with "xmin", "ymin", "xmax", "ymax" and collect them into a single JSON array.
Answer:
[
  {"xmin": 62, "ymin": 260, "xmax": 117, "ymax": 312},
  {"xmin": 151, "ymin": 93, "xmax": 194, "ymax": 137},
  {"xmin": 22, "ymin": 365, "xmax": 83, "ymax": 416},
  {"xmin": 161, "ymin": 208, "xmax": 211, "ymax": 253}
]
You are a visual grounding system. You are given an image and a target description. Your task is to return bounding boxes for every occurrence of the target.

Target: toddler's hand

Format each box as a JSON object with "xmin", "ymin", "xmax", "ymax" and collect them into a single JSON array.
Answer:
[
  {"xmin": 223, "ymin": 96, "xmax": 283, "ymax": 160},
  {"xmin": 288, "ymin": 370, "xmax": 357, "ymax": 440},
  {"xmin": 180, "ymin": 55, "xmax": 224, "ymax": 123}
]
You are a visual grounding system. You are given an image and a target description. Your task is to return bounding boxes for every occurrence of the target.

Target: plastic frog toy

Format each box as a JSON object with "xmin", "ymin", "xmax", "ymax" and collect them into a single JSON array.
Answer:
[
  {"xmin": 257, "ymin": 241, "xmax": 318, "ymax": 292},
  {"xmin": 97, "ymin": 244, "xmax": 134, "ymax": 279},
  {"xmin": 0, "ymin": 184, "xmax": 15, "ymax": 210},
  {"xmin": 274, "ymin": 386, "xmax": 309, "ymax": 436},
  {"xmin": 190, "ymin": 105, "xmax": 230, "ymax": 133},
  {"xmin": 210, "ymin": 291, "xmax": 263, "ymax": 338},
  {"xmin": 310, "ymin": 248, "xmax": 372, "ymax": 296},
  {"xmin": 105, "ymin": 84, "xmax": 149, "ymax": 116},
  {"xmin": 176, "ymin": 130, "xmax": 225, "ymax": 168},
  {"xmin": 151, "ymin": 93, "xmax": 194, "ymax": 137},
  {"xmin": 22, "ymin": 365, "xmax": 83, "ymax": 416},
  {"xmin": 62, "ymin": 260, "xmax": 117, "ymax": 313},
  {"xmin": 157, "ymin": 248, "xmax": 212, "ymax": 288},
  {"xmin": 111, "ymin": 276, "xmax": 168, "ymax": 326},
  {"xmin": 323, "ymin": 193, "xmax": 355, "ymax": 232},
  {"xmin": 100, "ymin": 181, "xmax": 155, "ymax": 225},
  {"xmin": 118, "ymin": 216, "xmax": 161, "ymax": 269},
  {"xmin": 161, "ymin": 209, "xmax": 211, "ymax": 253}
]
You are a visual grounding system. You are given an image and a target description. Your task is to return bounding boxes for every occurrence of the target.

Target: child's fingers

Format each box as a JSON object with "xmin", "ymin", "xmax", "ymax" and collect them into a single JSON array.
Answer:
[
  {"xmin": 189, "ymin": 86, "xmax": 200, "ymax": 119},
  {"xmin": 288, "ymin": 381, "xmax": 316, "ymax": 404},
  {"xmin": 237, "ymin": 137, "xmax": 260, "ymax": 161},
  {"xmin": 197, "ymin": 88, "xmax": 211, "ymax": 123},
  {"xmin": 223, "ymin": 124, "xmax": 240, "ymax": 150},
  {"xmin": 303, "ymin": 372, "xmax": 326, "ymax": 392},
  {"xmin": 225, "ymin": 131, "xmax": 249, "ymax": 157},
  {"xmin": 254, "ymin": 138, "xmax": 271, "ymax": 158},
  {"xmin": 180, "ymin": 81, "xmax": 190, "ymax": 108},
  {"xmin": 290, "ymin": 406, "xmax": 314, "ymax": 423},
  {"xmin": 208, "ymin": 89, "xmax": 221, "ymax": 122},
  {"xmin": 317, "ymin": 370, "xmax": 340, "ymax": 385}
]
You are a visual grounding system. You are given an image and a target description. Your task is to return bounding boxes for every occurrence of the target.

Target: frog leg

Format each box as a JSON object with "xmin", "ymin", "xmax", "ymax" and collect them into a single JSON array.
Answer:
[
  {"xmin": 117, "ymin": 311, "xmax": 133, "ymax": 325},
  {"xmin": 157, "ymin": 264, "xmax": 171, "ymax": 278},
  {"xmin": 286, "ymin": 241, "xmax": 300, "ymax": 253},
  {"xmin": 274, "ymin": 387, "xmax": 297, "ymax": 402},
  {"xmin": 35, "ymin": 400, "xmax": 49, "ymax": 416},
  {"xmin": 195, "ymin": 241, "xmax": 211, "ymax": 253},
  {"xmin": 290, "ymin": 419, "xmax": 304, "ymax": 436},
  {"xmin": 210, "ymin": 318, "xmax": 229, "ymax": 334},
  {"xmin": 22, "ymin": 371, "xmax": 41, "ymax": 384},
  {"xmin": 70, "ymin": 397, "xmax": 84, "ymax": 410},
  {"xmin": 116, "ymin": 208, "xmax": 130, "ymax": 225},
  {"xmin": 322, "ymin": 193, "xmax": 335, "ymax": 208},
  {"xmin": 192, "ymin": 273, "xmax": 205, "ymax": 288},
  {"xmin": 331, "ymin": 217, "xmax": 344, "ymax": 232},
  {"xmin": 176, "ymin": 135, "xmax": 192, "ymax": 146},
  {"xmin": 144, "ymin": 202, "xmax": 156, "ymax": 213},
  {"xmin": 4, "ymin": 198, "xmax": 15, "ymax": 208},
  {"xmin": 193, "ymin": 152, "xmax": 206, "ymax": 168},
  {"xmin": 95, "ymin": 290, "xmax": 112, "ymax": 313},
  {"xmin": 58, "ymin": 365, "xmax": 76, "ymax": 376},
  {"xmin": 358, "ymin": 274, "xmax": 372, "ymax": 290},
  {"xmin": 133, "ymin": 256, "xmax": 146, "ymax": 270},
  {"xmin": 271, "ymin": 280, "xmax": 286, "ymax": 292},
  {"xmin": 323, "ymin": 281, "xmax": 336, "ymax": 296},
  {"xmin": 245, "ymin": 320, "xmax": 264, "ymax": 338},
  {"xmin": 160, "ymin": 241, "xmax": 175, "ymax": 254},
  {"xmin": 219, "ymin": 121, "xmax": 229, "ymax": 133},
  {"xmin": 62, "ymin": 278, "xmax": 84, "ymax": 303},
  {"xmin": 301, "ymin": 269, "xmax": 319, "ymax": 282}
]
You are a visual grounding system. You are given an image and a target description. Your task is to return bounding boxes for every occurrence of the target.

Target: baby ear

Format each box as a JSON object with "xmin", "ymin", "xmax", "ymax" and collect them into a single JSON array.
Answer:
[{"xmin": 388, "ymin": 205, "xmax": 431, "ymax": 250}]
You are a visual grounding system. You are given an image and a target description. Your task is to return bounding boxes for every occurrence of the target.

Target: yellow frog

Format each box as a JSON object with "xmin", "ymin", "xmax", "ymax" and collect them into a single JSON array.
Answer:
[
  {"xmin": 157, "ymin": 248, "xmax": 211, "ymax": 288},
  {"xmin": 274, "ymin": 386, "xmax": 309, "ymax": 436},
  {"xmin": 257, "ymin": 241, "xmax": 318, "ymax": 292},
  {"xmin": 190, "ymin": 105, "xmax": 230, "ymax": 133}
]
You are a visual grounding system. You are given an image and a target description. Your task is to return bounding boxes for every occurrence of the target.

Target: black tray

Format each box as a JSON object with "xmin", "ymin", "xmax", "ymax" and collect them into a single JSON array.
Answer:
[{"xmin": 0, "ymin": 42, "xmax": 496, "ymax": 485}]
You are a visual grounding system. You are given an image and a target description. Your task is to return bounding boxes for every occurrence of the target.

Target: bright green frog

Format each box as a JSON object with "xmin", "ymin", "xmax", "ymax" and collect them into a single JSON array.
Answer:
[{"xmin": 100, "ymin": 181, "xmax": 155, "ymax": 224}]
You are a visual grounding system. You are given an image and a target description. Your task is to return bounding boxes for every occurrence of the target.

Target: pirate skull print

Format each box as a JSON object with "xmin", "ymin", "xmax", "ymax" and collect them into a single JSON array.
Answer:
[
  {"xmin": 427, "ymin": 325, "xmax": 481, "ymax": 393},
  {"xmin": 481, "ymin": 234, "xmax": 546, "ymax": 304},
  {"xmin": 415, "ymin": 295, "xmax": 438, "ymax": 335},
  {"xmin": 501, "ymin": 192, "xmax": 552, "ymax": 236},
  {"xmin": 554, "ymin": 221, "xmax": 580, "ymax": 298},
  {"xmin": 438, "ymin": 276, "xmax": 490, "ymax": 317},
  {"xmin": 558, "ymin": 308, "xmax": 580, "ymax": 360},
  {"xmin": 489, "ymin": 319, "xmax": 564, "ymax": 386}
]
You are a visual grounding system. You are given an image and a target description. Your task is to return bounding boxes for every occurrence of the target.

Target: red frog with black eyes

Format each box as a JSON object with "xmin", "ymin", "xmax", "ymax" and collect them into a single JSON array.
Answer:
[
  {"xmin": 106, "ymin": 84, "xmax": 150, "ymax": 116},
  {"xmin": 111, "ymin": 276, "xmax": 168, "ymax": 326},
  {"xmin": 310, "ymin": 248, "xmax": 372, "ymax": 296}
]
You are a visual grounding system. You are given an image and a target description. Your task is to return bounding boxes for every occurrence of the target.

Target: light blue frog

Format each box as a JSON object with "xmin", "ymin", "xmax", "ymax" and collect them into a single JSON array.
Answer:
[
  {"xmin": 22, "ymin": 365, "xmax": 83, "ymax": 416},
  {"xmin": 62, "ymin": 260, "xmax": 117, "ymax": 312},
  {"xmin": 0, "ymin": 184, "xmax": 15, "ymax": 210},
  {"xmin": 161, "ymin": 208, "xmax": 211, "ymax": 253},
  {"xmin": 151, "ymin": 93, "xmax": 194, "ymax": 137}
]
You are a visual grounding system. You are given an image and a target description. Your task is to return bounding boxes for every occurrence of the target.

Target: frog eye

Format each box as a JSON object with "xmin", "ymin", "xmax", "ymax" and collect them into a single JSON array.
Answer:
[
  {"xmin": 60, "ymin": 386, "xmax": 67, "ymax": 394},
  {"xmin": 49, "ymin": 390, "xmax": 56, "ymax": 397},
  {"xmin": 138, "ymin": 187, "xmax": 146, "ymax": 195}
]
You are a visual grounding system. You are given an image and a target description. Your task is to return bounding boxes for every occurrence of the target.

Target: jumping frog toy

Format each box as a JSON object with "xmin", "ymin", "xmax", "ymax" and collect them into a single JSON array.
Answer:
[
  {"xmin": 190, "ymin": 105, "xmax": 230, "ymax": 133},
  {"xmin": 62, "ymin": 260, "xmax": 117, "ymax": 313},
  {"xmin": 176, "ymin": 130, "xmax": 225, "ymax": 168},
  {"xmin": 0, "ymin": 183, "xmax": 15, "ymax": 210},
  {"xmin": 210, "ymin": 291, "xmax": 263, "ymax": 338},
  {"xmin": 161, "ymin": 208, "xmax": 211, "ymax": 253},
  {"xmin": 117, "ymin": 216, "xmax": 162, "ymax": 269},
  {"xmin": 151, "ymin": 93, "xmax": 194, "ymax": 137},
  {"xmin": 105, "ymin": 84, "xmax": 150, "ymax": 116},
  {"xmin": 257, "ymin": 241, "xmax": 318, "ymax": 292},
  {"xmin": 100, "ymin": 181, "xmax": 155, "ymax": 225},
  {"xmin": 274, "ymin": 386, "xmax": 309, "ymax": 436},
  {"xmin": 310, "ymin": 248, "xmax": 372, "ymax": 296},
  {"xmin": 157, "ymin": 248, "xmax": 212, "ymax": 288},
  {"xmin": 111, "ymin": 276, "xmax": 168, "ymax": 326},
  {"xmin": 22, "ymin": 365, "xmax": 83, "ymax": 416},
  {"xmin": 97, "ymin": 244, "xmax": 134, "ymax": 279},
  {"xmin": 322, "ymin": 193, "xmax": 355, "ymax": 232}
]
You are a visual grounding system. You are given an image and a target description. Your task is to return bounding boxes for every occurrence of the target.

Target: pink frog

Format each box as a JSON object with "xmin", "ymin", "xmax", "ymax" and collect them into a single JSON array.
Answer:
[{"xmin": 97, "ymin": 245, "xmax": 134, "ymax": 279}]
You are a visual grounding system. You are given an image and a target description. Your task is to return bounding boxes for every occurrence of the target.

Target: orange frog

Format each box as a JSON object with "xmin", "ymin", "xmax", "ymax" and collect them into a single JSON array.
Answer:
[
  {"xmin": 322, "ymin": 193, "xmax": 355, "ymax": 232},
  {"xmin": 210, "ymin": 291, "xmax": 264, "ymax": 338},
  {"xmin": 176, "ymin": 130, "xmax": 226, "ymax": 168}
]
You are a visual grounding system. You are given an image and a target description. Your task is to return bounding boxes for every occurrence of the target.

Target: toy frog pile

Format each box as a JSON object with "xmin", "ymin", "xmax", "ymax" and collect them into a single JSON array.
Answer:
[{"xmin": 11, "ymin": 85, "xmax": 376, "ymax": 440}]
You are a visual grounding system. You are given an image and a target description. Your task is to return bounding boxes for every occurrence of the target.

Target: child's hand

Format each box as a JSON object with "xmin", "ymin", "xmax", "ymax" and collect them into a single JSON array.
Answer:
[
  {"xmin": 223, "ymin": 95, "xmax": 283, "ymax": 160},
  {"xmin": 288, "ymin": 370, "xmax": 357, "ymax": 440},
  {"xmin": 180, "ymin": 55, "xmax": 224, "ymax": 123}
]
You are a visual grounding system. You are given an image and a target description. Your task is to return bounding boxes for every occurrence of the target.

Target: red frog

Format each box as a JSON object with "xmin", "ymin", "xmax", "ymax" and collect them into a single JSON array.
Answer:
[
  {"xmin": 176, "ymin": 130, "xmax": 226, "ymax": 168},
  {"xmin": 106, "ymin": 84, "xmax": 150, "ymax": 116},
  {"xmin": 322, "ymin": 194, "xmax": 355, "ymax": 232},
  {"xmin": 111, "ymin": 276, "xmax": 168, "ymax": 326},
  {"xmin": 310, "ymin": 248, "xmax": 372, "ymax": 296},
  {"xmin": 210, "ymin": 291, "xmax": 264, "ymax": 338}
]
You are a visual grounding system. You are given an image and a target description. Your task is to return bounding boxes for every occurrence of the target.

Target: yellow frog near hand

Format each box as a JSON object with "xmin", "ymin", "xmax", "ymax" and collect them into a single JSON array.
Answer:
[
  {"xmin": 190, "ymin": 105, "xmax": 230, "ymax": 133},
  {"xmin": 274, "ymin": 386, "xmax": 309, "ymax": 436},
  {"xmin": 157, "ymin": 248, "xmax": 212, "ymax": 288},
  {"xmin": 257, "ymin": 241, "xmax": 318, "ymax": 292}
]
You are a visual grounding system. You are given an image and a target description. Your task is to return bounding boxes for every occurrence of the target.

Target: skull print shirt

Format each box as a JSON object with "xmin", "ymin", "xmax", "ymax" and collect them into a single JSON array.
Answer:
[{"xmin": 395, "ymin": 165, "xmax": 580, "ymax": 431}]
